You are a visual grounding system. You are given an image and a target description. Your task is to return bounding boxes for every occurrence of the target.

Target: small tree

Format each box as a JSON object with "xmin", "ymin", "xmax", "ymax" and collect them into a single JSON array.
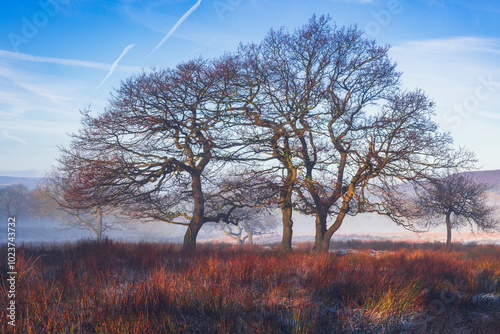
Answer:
[
  {"xmin": 203, "ymin": 173, "xmax": 279, "ymax": 246},
  {"xmin": 35, "ymin": 178, "xmax": 109, "ymax": 241},
  {"xmin": 211, "ymin": 207, "xmax": 279, "ymax": 246},
  {"xmin": 34, "ymin": 154, "xmax": 126, "ymax": 241},
  {"xmin": 417, "ymin": 172, "xmax": 499, "ymax": 249}
]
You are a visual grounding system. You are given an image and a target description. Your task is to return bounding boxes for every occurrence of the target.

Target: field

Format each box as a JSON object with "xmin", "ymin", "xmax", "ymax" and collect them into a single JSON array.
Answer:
[{"xmin": 1, "ymin": 239, "xmax": 500, "ymax": 333}]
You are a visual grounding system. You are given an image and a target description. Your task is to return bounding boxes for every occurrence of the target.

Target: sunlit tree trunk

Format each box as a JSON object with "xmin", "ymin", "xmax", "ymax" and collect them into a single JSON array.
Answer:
[
  {"xmin": 183, "ymin": 173, "xmax": 204, "ymax": 253},
  {"xmin": 323, "ymin": 213, "xmax": 344, "ymax": 251},
  {"xmin": 312, "ymin": 211, "xmax": 327, "ymax": 252},
  {"xmin": 277, "ymin": 155, "xmax": 296, "ymax": 252},
  {"xmin": 243, "ymin": 221, "xmax": 253, "ymax": 245},
  {"xmin": 322, "ymin": 190, "xmax": 353, "ymax": 251},
  {"xmin": 280, "ymin": 202, "xmax": 294, "ymax": 253}
]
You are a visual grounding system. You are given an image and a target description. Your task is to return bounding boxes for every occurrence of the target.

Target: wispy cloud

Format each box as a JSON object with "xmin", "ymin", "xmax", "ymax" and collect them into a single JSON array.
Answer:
[
  {"xmin": 147, "ymin": 0, "xmax": 203, "ymax": 57},
  {"xmin": 0, "ymin": 91, "xmax": 32, "ymax": 118},
  {"xmin": 390, "ymin": 36, "xmax": 500, "ymax": 135},
  {"xmin": 0, "ymin": 62, "xmax": 79, "ymax": 107},
  {"xmin": 95, "ymin": 44, "xmax": 135, "ymax": 91},
  {"xmin": 0, "ymin": 50, "xmax": 140, "ymax": 72},
  {"xmin": 391, "ymin": 37, "xmax": 500, "ymax": 81},
  {"xmin": 2, "ymin": 130, "xmax": 27, "ymax": 145},
  {"xmin": 394, "ymin": 37, "xmax": 500, "ymax": 55}
]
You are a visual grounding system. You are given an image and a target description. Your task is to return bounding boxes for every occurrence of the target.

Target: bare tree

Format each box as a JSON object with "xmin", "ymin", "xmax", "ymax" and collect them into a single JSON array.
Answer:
[
  {"xmin": 62, "ymin": 58, "xmax": 244, "ymax": 252},
  {"xmin": 34, "ymin": 161, "xmax": 121, "ymax": 240},
  {"xmin": 416, "ymin": 172, "xmax": 499, "ymax": 249},
  {"xmin": 54, "ymin": 15, "xmax": 477, "ymax": 253}
]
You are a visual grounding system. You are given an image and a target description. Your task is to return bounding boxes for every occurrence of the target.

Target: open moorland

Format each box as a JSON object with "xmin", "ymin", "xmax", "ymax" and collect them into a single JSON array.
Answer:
[{"xmin": 1, "ymin": 239, "xmax": 500, "ymax": 333}]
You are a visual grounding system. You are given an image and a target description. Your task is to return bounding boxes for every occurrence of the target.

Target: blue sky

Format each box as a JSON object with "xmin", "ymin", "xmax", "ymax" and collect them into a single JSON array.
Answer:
[{"xmin": 1, "ymin": 0, "xmax": 499, "ymax": 177}]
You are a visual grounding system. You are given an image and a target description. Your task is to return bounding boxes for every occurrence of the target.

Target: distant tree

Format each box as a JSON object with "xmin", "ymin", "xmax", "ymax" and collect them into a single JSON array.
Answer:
[
  {"xmin": 0, "ymin": 184, "xmax": 30, "ymax": 219},
  {"xmin": 201, "ymin": 172, "xmax": 277, "ymax": 246},
  {"xmin": 210, "ymin": 207, "xmax": 279, "ymax": 246},
  {"xmin": 34, "ymin": 159, "xmax": 121, "ymax": 240},
  {"xmin": 416, "ymin": 172, "xmax": 499, "ymax": 249}
]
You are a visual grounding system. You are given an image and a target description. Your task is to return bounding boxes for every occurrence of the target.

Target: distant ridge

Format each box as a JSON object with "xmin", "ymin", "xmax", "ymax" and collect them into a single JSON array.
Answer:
[
  {"xmin": 0, "ymin": 176, "xmax": 43, "ymax": 189},
  {"xmin": 465, "ymin": 170, "xmax": 500, "ymax": 188}
]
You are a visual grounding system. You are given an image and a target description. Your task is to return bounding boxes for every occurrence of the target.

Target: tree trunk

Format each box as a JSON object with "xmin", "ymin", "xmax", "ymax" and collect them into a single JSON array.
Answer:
[
  {"xmin": 183, "ymin": 221, "xmax": 203, "ymax": 253},
  {"xmin": 312, "ymin": 211, "xmax": 327, "ymax": 252},
  {"xmin": 96, "ymin": 209, "xmax": 103, "ymax": 241},
  {"xmin": 279, "ymin": 163, "xmax": 296, "ymax": 253},
  {"xmin": 243, "ymin": 221, "xmax": 253, "ymax": 245},
  {"xmin": 247, "ymin": 232, "xmax": 253, "ymax": 245},
  {"xmin": 445, "ymin": 212, "xmax": 452, "ymax": 251},
  {"xmin": 322, "ymin": 212, "xmax": 345, "ymax": 251},
  {"xmin": 281, "ymin": 204, "xmax": 293, "ymax": 252},
  {"xmin": 236, "ymin": 225, "xmax": 244, "ymax": 246},
  {"xmin": 183, "ymin": 173, "xmax": 205, "ymax": 253},
  {"xmin": 322, "ymin": 190, "xmax": 353, "ymax": 251}
]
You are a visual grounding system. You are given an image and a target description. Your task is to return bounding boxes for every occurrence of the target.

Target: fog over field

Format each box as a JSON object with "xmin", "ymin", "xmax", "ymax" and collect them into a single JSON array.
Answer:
[{"xmin": 4, "ymin": 170, "xmax": 499, "ymax": 246}]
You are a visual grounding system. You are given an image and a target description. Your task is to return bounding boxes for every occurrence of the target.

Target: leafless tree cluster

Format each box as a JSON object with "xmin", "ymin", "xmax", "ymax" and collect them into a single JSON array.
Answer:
[{"xmin": 49, "ymin": 15, "xmax": 487, "ymax": 252}]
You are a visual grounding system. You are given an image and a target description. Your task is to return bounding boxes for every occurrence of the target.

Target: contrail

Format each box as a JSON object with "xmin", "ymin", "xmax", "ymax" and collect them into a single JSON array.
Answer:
[
  {"xmin": 95, "ymin": 43, "xmax": 135, "ymax": 91},
  {"xmin": 179, "ymin": 34, "xmax": 223, "ymax": 62},
  {"xmin": 147, "ymin": 0, "xmax": 202, "ymax": 57},
  {"xmin": 2, "ymin": 130, "xmax": 27, "ymax": 145}
]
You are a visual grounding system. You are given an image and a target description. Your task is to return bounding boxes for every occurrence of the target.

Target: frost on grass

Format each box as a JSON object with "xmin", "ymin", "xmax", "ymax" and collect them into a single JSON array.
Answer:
[
  {"xmin": 3, "ymin": 240, "xmax": 500, "ymax": 334},
  {"xmin": 472, "ymin": 293, "xmax": 500, "ymax": 310}
]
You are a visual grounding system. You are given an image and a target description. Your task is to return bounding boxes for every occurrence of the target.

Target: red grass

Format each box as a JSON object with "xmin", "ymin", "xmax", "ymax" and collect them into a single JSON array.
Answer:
[{"xmin": 1, "ymin": 239, "xmax": 499, "ymax": 333}]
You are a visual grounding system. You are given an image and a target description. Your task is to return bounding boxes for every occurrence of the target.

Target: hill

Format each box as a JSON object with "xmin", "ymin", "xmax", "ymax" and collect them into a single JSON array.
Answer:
[{"xmin": 467, "ymin": 169, "xmax": 500, "ymax": 188}]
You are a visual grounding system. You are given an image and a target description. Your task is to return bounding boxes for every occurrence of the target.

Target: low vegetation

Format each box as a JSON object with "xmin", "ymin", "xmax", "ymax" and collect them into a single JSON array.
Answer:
[{"xmin": 1, "ymin": 239, "xmax": 499, "ymax": 333}]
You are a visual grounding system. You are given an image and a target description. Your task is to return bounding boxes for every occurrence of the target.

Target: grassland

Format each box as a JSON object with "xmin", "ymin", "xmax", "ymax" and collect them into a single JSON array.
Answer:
[{"xmin": 1, "ymin": 239, "xmax": 500, "ymax": 333}]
